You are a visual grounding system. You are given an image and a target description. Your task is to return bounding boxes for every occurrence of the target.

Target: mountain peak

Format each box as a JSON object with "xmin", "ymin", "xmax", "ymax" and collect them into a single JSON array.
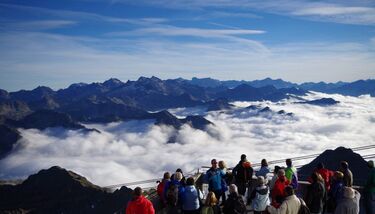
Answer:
[{"xmin": 103, "ymin": 78, "xmax": 124, "ymax": 87}]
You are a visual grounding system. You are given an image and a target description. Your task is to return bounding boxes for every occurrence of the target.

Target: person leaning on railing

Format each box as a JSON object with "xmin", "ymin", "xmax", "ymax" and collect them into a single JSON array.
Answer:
[{"xmin": 364, "ymin": 160, "xmax": 375, "ymax": 214}]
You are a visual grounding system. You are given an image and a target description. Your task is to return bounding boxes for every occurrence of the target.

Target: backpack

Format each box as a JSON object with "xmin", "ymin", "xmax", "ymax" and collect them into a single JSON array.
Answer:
[
  {"xmin": 233, "ymin": 196, "xmax": 247, "ymax": 214},
  {"xmin": 166, "ymin": 183, "xmax": 179, "ymax": 206},
  {"xmin": 298, "ymin": 198, "xmax": 311, "ymax": 214}
]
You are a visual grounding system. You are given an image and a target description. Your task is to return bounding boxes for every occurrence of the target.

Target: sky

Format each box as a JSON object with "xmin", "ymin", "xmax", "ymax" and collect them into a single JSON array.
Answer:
[
  {"xmin": 0, "ymin": 0, "xmax": 375, "ymax": 91},
  {"xmin": 1, "ymin": 92, "xmax": 374, "ymax": 186}
]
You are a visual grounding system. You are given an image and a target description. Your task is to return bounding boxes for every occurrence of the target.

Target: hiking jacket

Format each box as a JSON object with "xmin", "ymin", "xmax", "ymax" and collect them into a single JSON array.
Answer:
[
  {"xmin": 267, "ymin": 195, "xmax": 301, "ymax": 214},
  {"xmin": 251, "ymin": 185, "xmax": 270, "ymax": 211},
  {"xmin": 126, "ymin": 195, "xmax": 155, "ymax": 214},
  {"xmin": 256, "ymin": 166, "xmax": 271, "ymax": 178},
  {"xmin": 271, "ymin": 175, "xmax": 290, "ymax": 206},
  {"xmin": 305, "ymin": 181, "xmax": 325, "ymax": 213},
  {"xmin": 285, "ymin": 166, "xmax": 297, "ymax": 182},
  {"xmin": 316, "ymin": 168, "xmax": 334, "ymax": 192},
  {"xmin": 205, "ymin": 167, "xmax": 225, "ymax": 191},
  {"xmin": 232, "ymin": 161, "xmax": 253, "ymax": 183},
  {"xmin": 181, "ymin": 185, "xmax": 202, "ymax": 211}
]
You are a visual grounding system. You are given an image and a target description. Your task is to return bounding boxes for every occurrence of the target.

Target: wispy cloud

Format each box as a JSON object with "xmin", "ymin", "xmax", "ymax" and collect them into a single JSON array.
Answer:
[
  {"xmin": 0, "ymin": 3, "xmax": 168, "ymax": 26},
  {"xmin": 119, "ymin": 0, "xmax": 375, "ymax": 25},
  {"xmin": 0, "ymin": 20, "xmax": 77, "ymax": 31},
  {"xmin": 120, "ymin": 26, "xmax": 265, "ymax": 37}
]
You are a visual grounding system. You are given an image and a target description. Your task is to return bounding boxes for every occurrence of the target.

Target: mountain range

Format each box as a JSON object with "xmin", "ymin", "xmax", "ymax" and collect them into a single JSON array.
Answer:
[{"xmin": 0, "ymin": 76, "xmax": 372, "ymax": 158}]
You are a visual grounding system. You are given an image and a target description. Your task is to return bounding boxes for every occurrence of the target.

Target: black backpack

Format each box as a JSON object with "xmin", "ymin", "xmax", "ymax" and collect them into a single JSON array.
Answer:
[
  {"xmin": 234, "ymin": 196, "xmax": 247, "ymax": 214},
  {"xmin": 166, "ymin": 183, "xmax": 179, "ymax": 206},
  {"xmin": 298, "ymin": 198, "xmax": 311, "ymax": 214}
]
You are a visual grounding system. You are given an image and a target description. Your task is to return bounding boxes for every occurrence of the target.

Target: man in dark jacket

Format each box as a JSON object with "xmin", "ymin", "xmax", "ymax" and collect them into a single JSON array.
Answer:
[
  {"xmin": 232, "ymin": 154, "xmax": 253, "ymax": 196},
  {"xmin": 305, "ymin": 172, "xmax": 326, "ymax": 214},
  {"xmin": 364, "ymin": 160, "xmax": 375, "ymax": 214},
  {"xmin": 223, "ymin": 184, "xmax": 246, "ymax": 214}
]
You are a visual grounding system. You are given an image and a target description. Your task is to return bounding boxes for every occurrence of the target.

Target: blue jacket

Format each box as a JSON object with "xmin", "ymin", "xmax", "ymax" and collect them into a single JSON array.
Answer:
[
  {"xmin": 163, "ymin": 179, "xmax": 184, "ymax": 203},
  {"xmin": 205, "ymin": 167, "xmax": 225, "ymax": 191},
  {"xmin": 256, "ymin": 166, "xmax": 271, "ymax": 178},
  {"xmin": 182, "ymin": 185, "xmax": 202, "ymax": 211}
]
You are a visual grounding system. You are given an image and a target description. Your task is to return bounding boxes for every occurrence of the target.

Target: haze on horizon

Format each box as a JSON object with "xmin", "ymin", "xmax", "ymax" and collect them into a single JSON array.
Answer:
[{"xmin": 0, "ymin": 0, "xmax": 375, "ymax": 91}]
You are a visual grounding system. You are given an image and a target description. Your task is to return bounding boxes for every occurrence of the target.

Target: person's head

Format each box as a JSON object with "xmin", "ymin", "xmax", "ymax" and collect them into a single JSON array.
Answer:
[
  {"xmin": 257, "ymin": 176, "xmax": 266, "ymax": 186},
  {"xmin": 261, "ymin": 159, "xmax": 268, "ymax": 167},
  {"xmin": 205, "ymin": 191, "xmax": 218, "ymax": 206},
  {"xmin": 218, "ymin": 160, "xmax": 226, "ymax": 169},
  {"xmin": 343, "ymin": 187, "xmax": 355, "ymax": 199},
  {"xmin": 186, "ymin": 177, "xmax": 195, "ymax": 186},
  {"xmin": 368, "ymin": 160, "xmax": 374, "ymax": 168},
  {"xmin": 334, "ymin": 171, "xmax": 344, "ymax": 180},
  {"xmin": 311, "ymin": 172, "xmax": 324, "ymax": 183},
  {"xmin": 274, "ymin": 165, "xmax": 281, "ymax": 175},
  {"xmin": 241, "ymin": 154, "xmax": 247, "ymax": 161},
  {"xmin": 286, "ymin": 159, "xmax": 292, "ymax": 167},
  {"xmin": 229, "ymin": 184, "xmax": 238, "ymax": 194},
  {"xmin": 211, "ymin": 159, "xmax": 218, "ymax": 169},
  {"xmin": 176, "ymin": 168, "xmax": 183, "ymax": 175},
  {"xmin": 340, "ymin": 161, "xmax": 349, "ymax": 170},
  {"xmin": 278, "ymin": 169, "xmax": 285, "ymax": 177},
  {"xmin": 317, "ymin": 162, "xmax": 325, "ymax": 169},
  {"xmin": 163, "ymin": 172, "xmax": 171, "ymax": 180},
  {"xmin": 175, "ymin": 172, "xmax": 183, "ymax": 181},
  {"xmin": 133, "ymin": 187, "xmax": 143, "ymax": 198},
  {"xmin": 284, "ymin": 185, "xmax": 294, "ymax": 196}
]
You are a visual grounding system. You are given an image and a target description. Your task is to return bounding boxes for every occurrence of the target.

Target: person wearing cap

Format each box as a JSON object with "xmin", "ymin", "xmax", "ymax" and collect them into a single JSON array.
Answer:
[
  {"xmin": 340, "ymin": 161, "xmax": 353, "ymax": 187},
  {"xmin": 364, "ymin": 160, "xmax": 375, "ymax": 214},
  {"xmin": 232, "ymin": 154, "xmax": 254, "ymax": 196},
  {"xmin": 126, "ymin": 187, "xmax": 155, "ymax": 214},
  {"xmin": 204, "ymin": 159, "xmax": 226, "ymax": 202},
  {"xmin": 334, "ymin": 187, "xmax": 360, "ymax": 214},
  {"xmin": 250, "ymin": 176, "xmax": 270, "ymax": 214}
]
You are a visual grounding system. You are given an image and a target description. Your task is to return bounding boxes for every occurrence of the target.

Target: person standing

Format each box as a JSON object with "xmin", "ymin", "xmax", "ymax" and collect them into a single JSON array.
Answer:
[
  {"xmin": 250, "ymin": 176, "xmax": 270, "ymax": 214},
  {"xmin": 364, "ymin": 160, "xmax": 375, "ymax": 214},
  {"xmin": 285, "ymin": 159, "xmax": 298, "ymax": 190},
  {"xmin": 256, "ymin": 159, "xmax": 271, "ymax": 178},
  {"xmin": 271, "ymin": 169, "xmax": 290, "ymax": 208},
  {"xmin": 305, "ymin": 172, "xmax": 326, "ymax": 214},
  {"xmin": 126, "ymin": 187, "xmax": 155, "ymax": 214},
  {"xmin": 340, "ymin": 161, "xmax": 353, "ymax": 187},
  {"xmin": 334, "ymin": 187, "xmax": 361, "ymax": 214},
  {"xmin": 205, "ymin": 159, "xmax": 225, "ymax": 202},
  {"xmin": 223, "ymin": 184, "xmax": 246, "ymax": 214},
  {"xmin": 232, "ymin": 154, "xmax": 253, "ymax": 196},
  {"xmin": 181, "ymin": 177, "xmax": 203, "ymax": 214}
]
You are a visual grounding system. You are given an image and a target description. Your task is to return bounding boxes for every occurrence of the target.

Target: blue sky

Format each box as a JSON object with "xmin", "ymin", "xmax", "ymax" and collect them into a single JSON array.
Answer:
[{"xmin": 0, "ymin": 0, "xmax": 375, "ymax": 91}]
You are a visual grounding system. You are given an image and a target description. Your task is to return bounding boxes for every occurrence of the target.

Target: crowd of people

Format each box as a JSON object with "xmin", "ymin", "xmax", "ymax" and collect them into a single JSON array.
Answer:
[{"xmin": 125, "ymin": 155, "xmax": 375, "ymax": 214}]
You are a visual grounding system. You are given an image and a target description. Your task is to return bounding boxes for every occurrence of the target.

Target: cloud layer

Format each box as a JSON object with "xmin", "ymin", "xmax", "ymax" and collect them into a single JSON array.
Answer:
[{"xmin": 1, "ymin": 92, "xmax": 374, "ymax": 187}]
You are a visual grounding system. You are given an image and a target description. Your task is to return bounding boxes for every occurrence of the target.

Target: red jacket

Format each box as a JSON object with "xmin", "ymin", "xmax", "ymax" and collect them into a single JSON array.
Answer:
[
  {"xmin": 271, "ymin": 175, "xmax": 290, "ymax": 208},
  {"xmin": 316, "ymin": 168, "xmax": 334, "ymax": 192},
  {"xmin": 126, "ymin": 195, "xmax": 155, "ymax": 214}
]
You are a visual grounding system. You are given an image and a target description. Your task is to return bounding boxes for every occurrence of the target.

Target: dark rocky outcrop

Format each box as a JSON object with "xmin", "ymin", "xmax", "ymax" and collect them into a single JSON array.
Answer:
[
  {"xmin": 298, "ymin": 98, "xmax": 339, "ymax": 106},
  {"xmin": 11, "ymin": 110, "xmax": 85, "ymax": 130},
  {"xmin": 0, "ymin": 125, "xmax": 21, "ymax": 158},
  {"xmin": 0, "ymin": 166, "xmax": 133, "ymax": 213},
  {"xmin": 298, "ymin": 147, "xmax": 369, "ymax": 185},
  {"xmin": 206, "ymin": 98, "xmax": 234, "ymax": 111}
]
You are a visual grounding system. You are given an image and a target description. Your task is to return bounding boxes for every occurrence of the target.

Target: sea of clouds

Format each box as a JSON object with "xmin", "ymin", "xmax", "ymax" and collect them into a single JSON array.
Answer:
[{"xmin": 0, "ymin": 92, "xmax": 374, "ymax": 188}]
